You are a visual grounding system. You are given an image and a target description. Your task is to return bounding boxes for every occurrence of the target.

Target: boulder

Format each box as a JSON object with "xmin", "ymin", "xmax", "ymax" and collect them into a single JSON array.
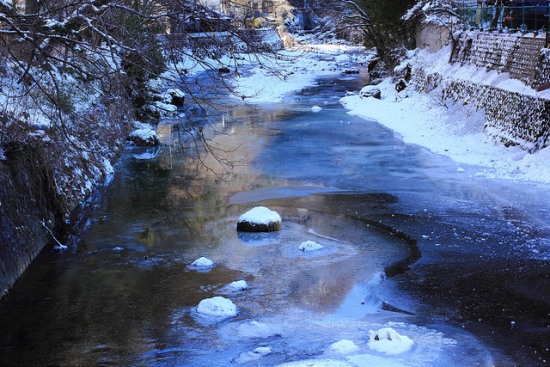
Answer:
[
  {"xmin": 218, "ymin": 66, "xmax": 231, "ymax": 74},
  {"xmin": 163, "ymin": 88, "xmax": 185, "ymax": 106},
  {"xmin": 360, "ymin": 87, "xmax": 381, "ymax": 99},
  {"xmin": 395, "ymin": 79, "xmax": 408, "ymax": 92},
  {"xmin": 127, "ymin": 125, "xmax": 160, "ymax": 146},
  {"xmin": 237, "ymin": 206, "xmax": 282, "ymax": 232}
]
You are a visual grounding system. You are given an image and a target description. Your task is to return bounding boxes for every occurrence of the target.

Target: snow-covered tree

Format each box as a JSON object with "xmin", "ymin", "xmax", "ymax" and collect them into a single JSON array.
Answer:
[{"xmin": 0, "ymin": 0, "xmax": 285, "ymax": 278}]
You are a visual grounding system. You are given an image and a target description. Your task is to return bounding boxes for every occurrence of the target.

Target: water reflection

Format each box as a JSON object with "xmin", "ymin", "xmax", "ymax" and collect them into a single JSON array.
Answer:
[
  {"xmin": 1, "ymin": 70, "xmax": 533, "ymax": 366},
  {"xmin": 0, "ymin": 92, "xmax": 417, "ymax": 365}
]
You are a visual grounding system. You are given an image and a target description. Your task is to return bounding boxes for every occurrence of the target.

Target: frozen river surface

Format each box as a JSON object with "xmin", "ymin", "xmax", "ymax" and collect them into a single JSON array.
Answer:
[{"xmin": 0, "ymin": 74, "xmax": 549, "ymax": 367}]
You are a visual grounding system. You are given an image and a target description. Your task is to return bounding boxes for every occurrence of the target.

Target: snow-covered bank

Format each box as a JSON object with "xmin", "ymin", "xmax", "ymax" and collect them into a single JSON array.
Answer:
[
  {"xmin": 340, "ymin": 79, "xmax": 550, "ymax": 184},
  {"xmin": 340, "ymin": 48, "xmax": 550, "ymax": 184},
  {"xmin": 232, "ymin": 44, "xmax": 375, "ymax": 104}
]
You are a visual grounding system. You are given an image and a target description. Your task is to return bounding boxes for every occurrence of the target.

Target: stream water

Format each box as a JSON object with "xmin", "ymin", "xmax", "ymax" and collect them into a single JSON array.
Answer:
[{"xmin": 0, "ymin": 71, "xmax": 549, "ymax": 366}]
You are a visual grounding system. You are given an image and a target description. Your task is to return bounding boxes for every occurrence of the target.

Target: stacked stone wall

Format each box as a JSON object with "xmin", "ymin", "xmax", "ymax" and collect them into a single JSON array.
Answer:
[
  {"xmin": 450, "ymin": 31, "xmax": 549, "ymax": 88},
  {"xmin": 415, "ymin": 31, "xmax": 550, "ymax": 151},
  {"xmin": 415, "ymin": 70, "xmax": 549, "ymax": 151}
]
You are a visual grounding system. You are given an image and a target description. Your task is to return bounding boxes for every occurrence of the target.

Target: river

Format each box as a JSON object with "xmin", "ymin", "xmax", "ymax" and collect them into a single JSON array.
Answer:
[{"xmin": 0, "ymin": 69, "xmax": 549, "ymax": 366}]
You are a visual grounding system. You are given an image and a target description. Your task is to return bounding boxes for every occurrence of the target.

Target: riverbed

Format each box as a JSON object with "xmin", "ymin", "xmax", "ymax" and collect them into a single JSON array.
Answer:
[{"xmin": 0, "ymin": 67, "xmax": 549, "ymax": 366}]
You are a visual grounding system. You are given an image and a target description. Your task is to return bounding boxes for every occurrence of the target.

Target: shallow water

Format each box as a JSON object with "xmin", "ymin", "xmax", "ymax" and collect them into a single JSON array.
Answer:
[{"xmin": 0, "ymin": 70, "xmax": 549, "ymax": 366}]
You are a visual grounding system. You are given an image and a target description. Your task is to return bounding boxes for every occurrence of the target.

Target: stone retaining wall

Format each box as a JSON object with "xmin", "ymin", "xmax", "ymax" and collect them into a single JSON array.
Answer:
[
  {"xmin": 413, "ymin": 31, "xmax": 550, "ymax": 151},
  {"xmin": 450, "ymin": 31, "xmax": 550, "ymax": 89}
]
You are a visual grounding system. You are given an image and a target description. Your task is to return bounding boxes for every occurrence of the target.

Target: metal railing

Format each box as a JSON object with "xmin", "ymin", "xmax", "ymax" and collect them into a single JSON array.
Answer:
[{"xmin": 458, "ymin": 2, "xmax": 550, "ymax": 33}]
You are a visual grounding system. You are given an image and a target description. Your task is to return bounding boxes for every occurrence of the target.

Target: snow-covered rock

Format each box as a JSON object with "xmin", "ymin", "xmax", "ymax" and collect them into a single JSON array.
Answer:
[
  {"xmin": 367, "ymin": 327, "xmax": 414, "ymax": 355},
  {"xmin": 311, "ymin": 105, "xmax": 323, "ymax": 112},
  {"xmin": 161, "ymin": 88, "xmax": 185, "ymax": 106},
  {"xmin": 191, "ymin": 257, "xmax": 215, "ymax": 268},
  {"xmin": 329, "ymin": 339, "xmax": 359, "ymax": 354},
  {"xmin": 226, "ymin": 280, "xmax": 249, "ymax": 291},
  {"xmin": 53, "ymin": 244, "xmax": 68, "ymax": 251},
  {"xmin": 298, "ymin": 240, "xmax": 324, "ymax": 252},
  {"xmin": 237, "ymin": 206, "xmax": 282, "ymax": 232},
  {"xmin": 128, "ymin": 124, "xmax": 160, "ymax": 146},
  {"xmin": 196, "ymin": 296, "xmax": 238, "ymax": 318},
  {"xmin": 359, "ymin": 86, "xmax": 381, "ymax": 99}
]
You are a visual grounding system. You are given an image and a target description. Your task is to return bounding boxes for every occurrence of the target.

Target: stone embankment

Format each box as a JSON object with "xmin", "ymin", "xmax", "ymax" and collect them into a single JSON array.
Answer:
[
  {"xmin": 0, "ymin": 103, "xmax": 131, "ymax": 300},
  {"xmin": 414, "ymin": 31, "xmax": 550, "ymax": 151}
]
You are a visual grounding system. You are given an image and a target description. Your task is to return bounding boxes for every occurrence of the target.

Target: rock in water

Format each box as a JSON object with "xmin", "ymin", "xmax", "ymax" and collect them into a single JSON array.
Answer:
[
  {"xmin": 237, "ymin": 206, "xmax": 282, "ymax": 232},
  {"xmin": 298, "ymin": 240, "xmax": 323, "ymax": 252},
  {"xmin": 196, "ymin": 296, "xmax": 238, "ymax": 318},
  {"xmin": 191, "ymin": 257, "xmax": 214, "ymax": 268},
  {"xmin": 367, "ymin": 327, "xmax": 414, "ymax": 355}
]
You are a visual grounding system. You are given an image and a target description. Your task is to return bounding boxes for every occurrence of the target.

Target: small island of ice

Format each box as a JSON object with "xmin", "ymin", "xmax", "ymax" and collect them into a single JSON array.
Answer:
[
  {"xmin": 196, "ymin": 296, "xmax": 238, "ymax": 318},
  {"xmin": 237, "ymin": 206, "xmax": 282, "ymax": 232},
  {"xmin": 191, "ymin": 257, "xmax": 215, "ymax": 268},
  {"xmin": 299, "ymin": 240, "xmax": 324, "ymax": 252},
  {"xmin": 367, "ymin": 327, "xmax": 414, "ymax": 355}
]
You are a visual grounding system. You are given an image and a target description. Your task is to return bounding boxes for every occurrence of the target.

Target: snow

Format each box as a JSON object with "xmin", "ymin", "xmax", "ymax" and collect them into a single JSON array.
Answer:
[
  {"xmin": 0, "ymin": 148, "xmax": 6, "ymax": 161},
  {"xmin": 311, "ymin": 105, "xmax": 323, "ymax": 112},
  {"xmin": 191, "ymin": 257, "xmax": 215, "ymax": 268},
  {"xmin": 0, "ymin": 0, "xmax": 13, "ymax": 9},
  {"xmin": 340, "ymin": 70, "xmax": 550, "ymax": 184},
  {"xmin": 232, "ymin": 44, "xmax": 374, "ymax": 104},
  {"xmin": 233, "ymin": 320, "xmax": 282, "ymax": 339},
  {"xmin": 329, "ymin": 340, "xmax": 360, "ymax": 354},
  {"xmin": 276, "ymin": 360, "xmax": 354, "ymax": 367},
  {"xmin": 225, "ymin": 280, "xmax": 249, "ymax": 291},
  {"xmin": 238, "ymin": 206, "xmax": 282, "ymax": 225},
  {"xmin": 196, "ymin": 296, "xmax": 238, "ymax": 318},
  {"xmin": 129, "ymin": 125, "xmax": 158, "ymax": 142},
  {"xmin": 132, "ymin": 149, "xmax": 159, "ymax": 160},
  {"xmin": 234, "ymin": 346, "xmax": 272, "ymax": 363},
  {"xmin": 162, "ymin": 88, "xmax": 185, "ymax": 99},
  {"xmin": 367, "ymin": 328, "xmax": 414, "ymax": 355},
  {"xmin": 299, "ymin": 240, "xmax": 324, "ymax": 252},
  {"xmin": 102, "ymin": 158, "xmax": 114, "ymax": 175},
  {"xmin": 54, "ymin": 244, "xmax": 68, "ymax": 251}
]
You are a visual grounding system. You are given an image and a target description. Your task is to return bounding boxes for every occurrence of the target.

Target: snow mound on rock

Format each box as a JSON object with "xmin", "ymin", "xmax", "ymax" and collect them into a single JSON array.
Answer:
[
  {"xmin": 196, "ymin": 296, "xmax": 238, "ymax": 318},
  {"xmin": 191, "ymin": 257, "xmax": 215, "ymax": 268},
  {"xmin": 299, "ymin": 240, "xmax": 324, "ymax": 252},
  {"xmin": 128, "ymin": 123, "xmax": 159, "ymax": 146},
  {"xmin": 311, "ymin": 105, "xmax": 323, "ymax": 112},
  {"xmin": 237, "ymin": 206, "xmax": 282, "ymax": 232},
  {"xmin": 329, "ymin": 339, "xmax": 359, "ymax": 354},
  {"xmin": 368, "ymin": 327, "xmax": 414, "ymax": 355},
  {"xmin": 226, "ymin": 280, "xmax": 249, "ymax": 291}
]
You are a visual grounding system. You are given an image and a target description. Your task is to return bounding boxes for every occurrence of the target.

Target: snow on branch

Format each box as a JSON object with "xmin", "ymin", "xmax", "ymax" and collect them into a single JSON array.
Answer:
[{"xmin": 403, "ymin": 0, "xmax": 458, "ymax": 26}]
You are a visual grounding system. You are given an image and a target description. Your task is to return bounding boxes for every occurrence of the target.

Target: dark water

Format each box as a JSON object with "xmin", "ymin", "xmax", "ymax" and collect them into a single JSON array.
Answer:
[{"xmin": 0, "ymin": 72, "xmax": 549, "ymax": 366}]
